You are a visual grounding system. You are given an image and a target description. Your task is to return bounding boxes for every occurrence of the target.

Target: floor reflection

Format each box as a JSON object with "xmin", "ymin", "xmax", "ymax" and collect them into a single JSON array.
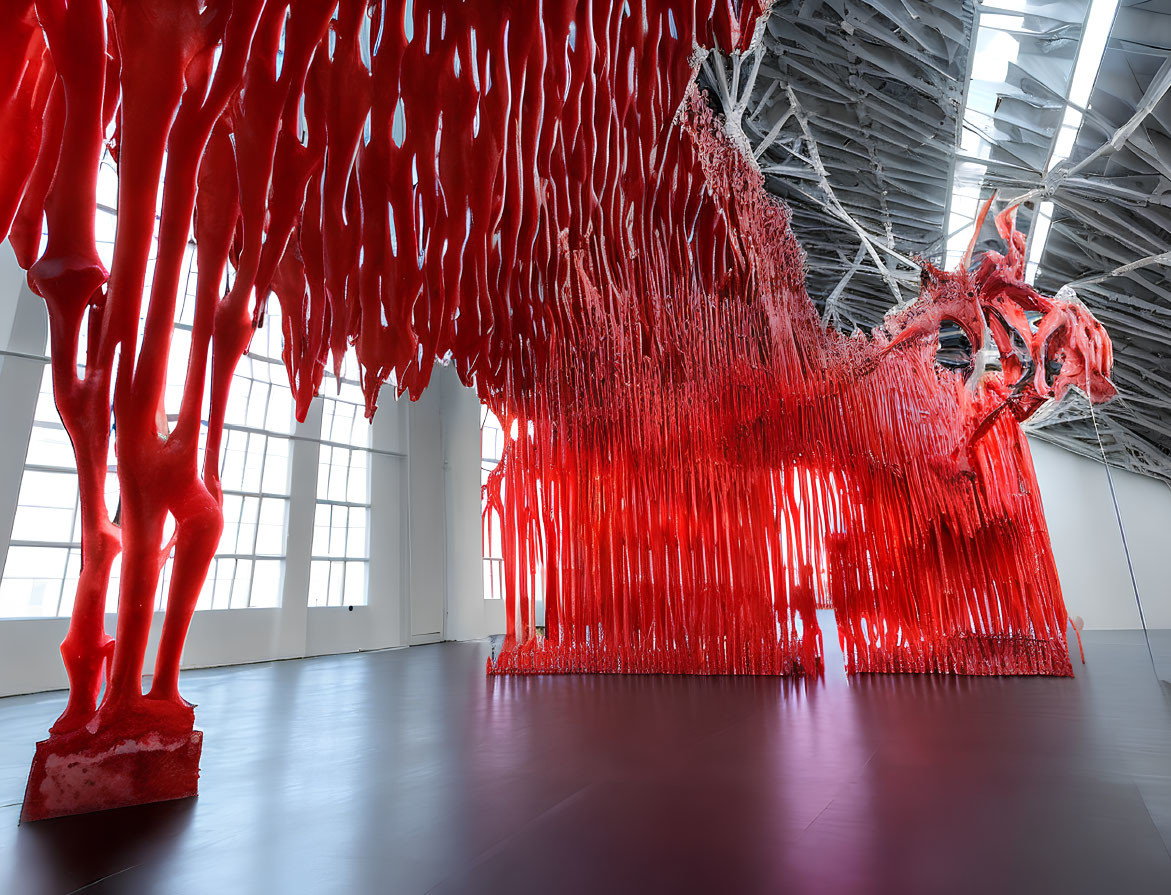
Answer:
[{"xmin": 0, "ymin": 621, "xmax": 1168, "ymax": 894}]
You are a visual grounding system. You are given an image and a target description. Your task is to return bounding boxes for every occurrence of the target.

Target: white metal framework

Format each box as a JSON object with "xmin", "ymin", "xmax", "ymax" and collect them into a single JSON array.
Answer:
[{"xmin": 703, "ymin": 0, "xmax": 1171, "ymax": 483}]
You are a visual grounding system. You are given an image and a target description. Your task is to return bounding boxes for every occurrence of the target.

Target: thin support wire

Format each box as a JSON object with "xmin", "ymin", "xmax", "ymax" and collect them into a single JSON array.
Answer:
[{"xmin": 1086, "ymin": 384, "xmax": 1160, "ymax": 680}]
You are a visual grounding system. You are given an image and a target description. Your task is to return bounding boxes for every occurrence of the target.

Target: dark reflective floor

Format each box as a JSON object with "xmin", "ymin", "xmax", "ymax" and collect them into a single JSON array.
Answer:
[{"xmin": 2, "ymin": 615, "xmax": 1170, "ymax": 894}]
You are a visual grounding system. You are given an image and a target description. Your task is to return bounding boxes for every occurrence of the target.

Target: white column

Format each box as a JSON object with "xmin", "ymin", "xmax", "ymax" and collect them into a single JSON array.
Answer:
[
  {"xmin": 276, "ymin": 400, "xmax": 322, "ymax": 657},
  {"xmin": 441, "ymin": 367, "xmax": 489, "ymax": 641},
  {"xmin": 367, "ymin": 393, "xmax": 410, "ymax": 649},
  {"xmin": 0, "ymin": 246, "xmax": 48, "ymax": 586},
  {"xmin": 406, "ymin": 376, "xmax": 447, "ymax": 643}
]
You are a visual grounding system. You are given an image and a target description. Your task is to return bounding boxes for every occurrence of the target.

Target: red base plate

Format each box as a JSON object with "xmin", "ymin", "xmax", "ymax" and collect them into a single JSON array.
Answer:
[{"xmin": 21, "ymin": 724, "xmax": 202, "ymax": 823}]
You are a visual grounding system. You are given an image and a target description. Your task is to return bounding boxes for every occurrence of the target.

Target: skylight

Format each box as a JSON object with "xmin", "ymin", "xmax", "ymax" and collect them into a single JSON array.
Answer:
[
  {"xmin": 945, "ymin": 1, "xmax": 1025, "ymax": 268},
  {"xmin": 1024, "ymin": 0, "xmax": 1120, "ymax": 283},
  {"xmin": 944, "ymin": 0, "xmax": 1120, "ymax": 281}
]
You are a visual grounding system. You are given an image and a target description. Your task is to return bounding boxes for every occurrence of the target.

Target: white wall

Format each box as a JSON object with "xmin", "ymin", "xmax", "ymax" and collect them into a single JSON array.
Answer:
[
  {"xmin": 1029, "ymin": 436, "xmax": 1171, "ymax": 630},
  {"xmin": 404, "ymin": 363, "xmax": 508, "ymax": 645},
  {"xmin": 440, "ymin": 368, "xmax": 506, "ymax": 642},
  {"xmin": 406, "ymin": 378, "xmax": 448, "ymax": 644}
]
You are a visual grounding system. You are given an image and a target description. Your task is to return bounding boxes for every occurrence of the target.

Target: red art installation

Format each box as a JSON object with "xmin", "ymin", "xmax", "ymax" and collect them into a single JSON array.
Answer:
[{"xmin": 1, "ymin": 0, "xmax": 1112, "ymax": 821}]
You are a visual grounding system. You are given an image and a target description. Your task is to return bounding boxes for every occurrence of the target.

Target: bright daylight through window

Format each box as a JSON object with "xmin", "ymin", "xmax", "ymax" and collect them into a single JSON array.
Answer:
[
  {"xmin": 309, "ymin": 353, "xmax": 373, "ymax": 608},
  {"xmin": 0, "ymin": 149, "xmax": 377, "ymax": 616}
]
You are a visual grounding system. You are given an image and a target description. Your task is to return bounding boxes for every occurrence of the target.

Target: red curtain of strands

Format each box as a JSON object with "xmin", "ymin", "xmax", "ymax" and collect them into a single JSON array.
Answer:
[
  {"xmin": 0, "ymin": 0, "xmax": 1115, "ymax": 748},
  {"xmin": 481, "ymin": 102, "xmax": 1115, "ymax": 676}
]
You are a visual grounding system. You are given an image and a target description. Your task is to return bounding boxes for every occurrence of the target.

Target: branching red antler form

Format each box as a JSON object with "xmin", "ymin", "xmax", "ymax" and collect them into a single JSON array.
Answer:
[{"xmin": 3, "ymin": 0, "xmax": 1112, "ymax": 822}]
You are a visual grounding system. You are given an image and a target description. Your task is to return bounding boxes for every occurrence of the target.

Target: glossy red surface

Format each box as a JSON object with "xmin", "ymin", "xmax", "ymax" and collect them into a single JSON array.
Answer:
[{"xmin": 1, "ymin": 0, "xmax": 1112, "ymax": 819}]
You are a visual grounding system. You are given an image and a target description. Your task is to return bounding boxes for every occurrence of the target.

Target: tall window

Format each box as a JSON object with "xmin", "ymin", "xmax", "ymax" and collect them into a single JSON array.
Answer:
[
  {"xmin": 0, "ymin": 364, "xmax": 118, "ymax": 617},
  {"xmin": 308, "ymin": 354, "xmax": 372, "ymax": 607},
  {"xmin": 195, "ymin": 293, "xmax": 294, "ymax": 610},
  {"xmin": 481, "ymin": 407, "xmax": 505, "ymax": 600},
  {"xmin": 0, "ymin": 154, "xmax": 294, "ymax": 617}
]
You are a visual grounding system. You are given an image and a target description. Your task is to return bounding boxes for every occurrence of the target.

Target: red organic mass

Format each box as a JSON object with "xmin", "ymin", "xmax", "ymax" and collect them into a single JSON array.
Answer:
[{"xmin": 2, "ymin": 0, "xmax": 1113, "ymax": 821}]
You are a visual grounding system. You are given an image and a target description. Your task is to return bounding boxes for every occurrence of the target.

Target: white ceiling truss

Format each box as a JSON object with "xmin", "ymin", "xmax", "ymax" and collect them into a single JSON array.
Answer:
[{"xmin": 703, "ymin": 0, "xmax": 1171, "ymax": 484}]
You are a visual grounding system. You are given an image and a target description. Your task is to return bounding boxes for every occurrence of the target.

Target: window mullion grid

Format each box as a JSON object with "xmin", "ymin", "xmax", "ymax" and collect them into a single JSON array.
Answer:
[
  {"xmin": 55, "ymin": 489, "xmax": 83, "ymax": 616},
  {"xmin": 246, "ymin": 427, "xmax": 273, "ymax": 608}
]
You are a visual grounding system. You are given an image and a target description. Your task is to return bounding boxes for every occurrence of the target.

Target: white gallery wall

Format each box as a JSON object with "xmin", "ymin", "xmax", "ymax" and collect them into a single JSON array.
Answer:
[
  {"xmin": 1029, "ymin": 436, "xmax": 1171, "ymax": 630},
  {"xmin": 441, "ymin": 371, "xmax": 507, "ymax": 643}
]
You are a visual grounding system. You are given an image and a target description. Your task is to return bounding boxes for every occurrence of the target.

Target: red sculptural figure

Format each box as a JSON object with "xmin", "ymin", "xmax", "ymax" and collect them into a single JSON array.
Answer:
[{"xmin": 0, "ymin": 0, "xmax": 1111, "ymax": 821}]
